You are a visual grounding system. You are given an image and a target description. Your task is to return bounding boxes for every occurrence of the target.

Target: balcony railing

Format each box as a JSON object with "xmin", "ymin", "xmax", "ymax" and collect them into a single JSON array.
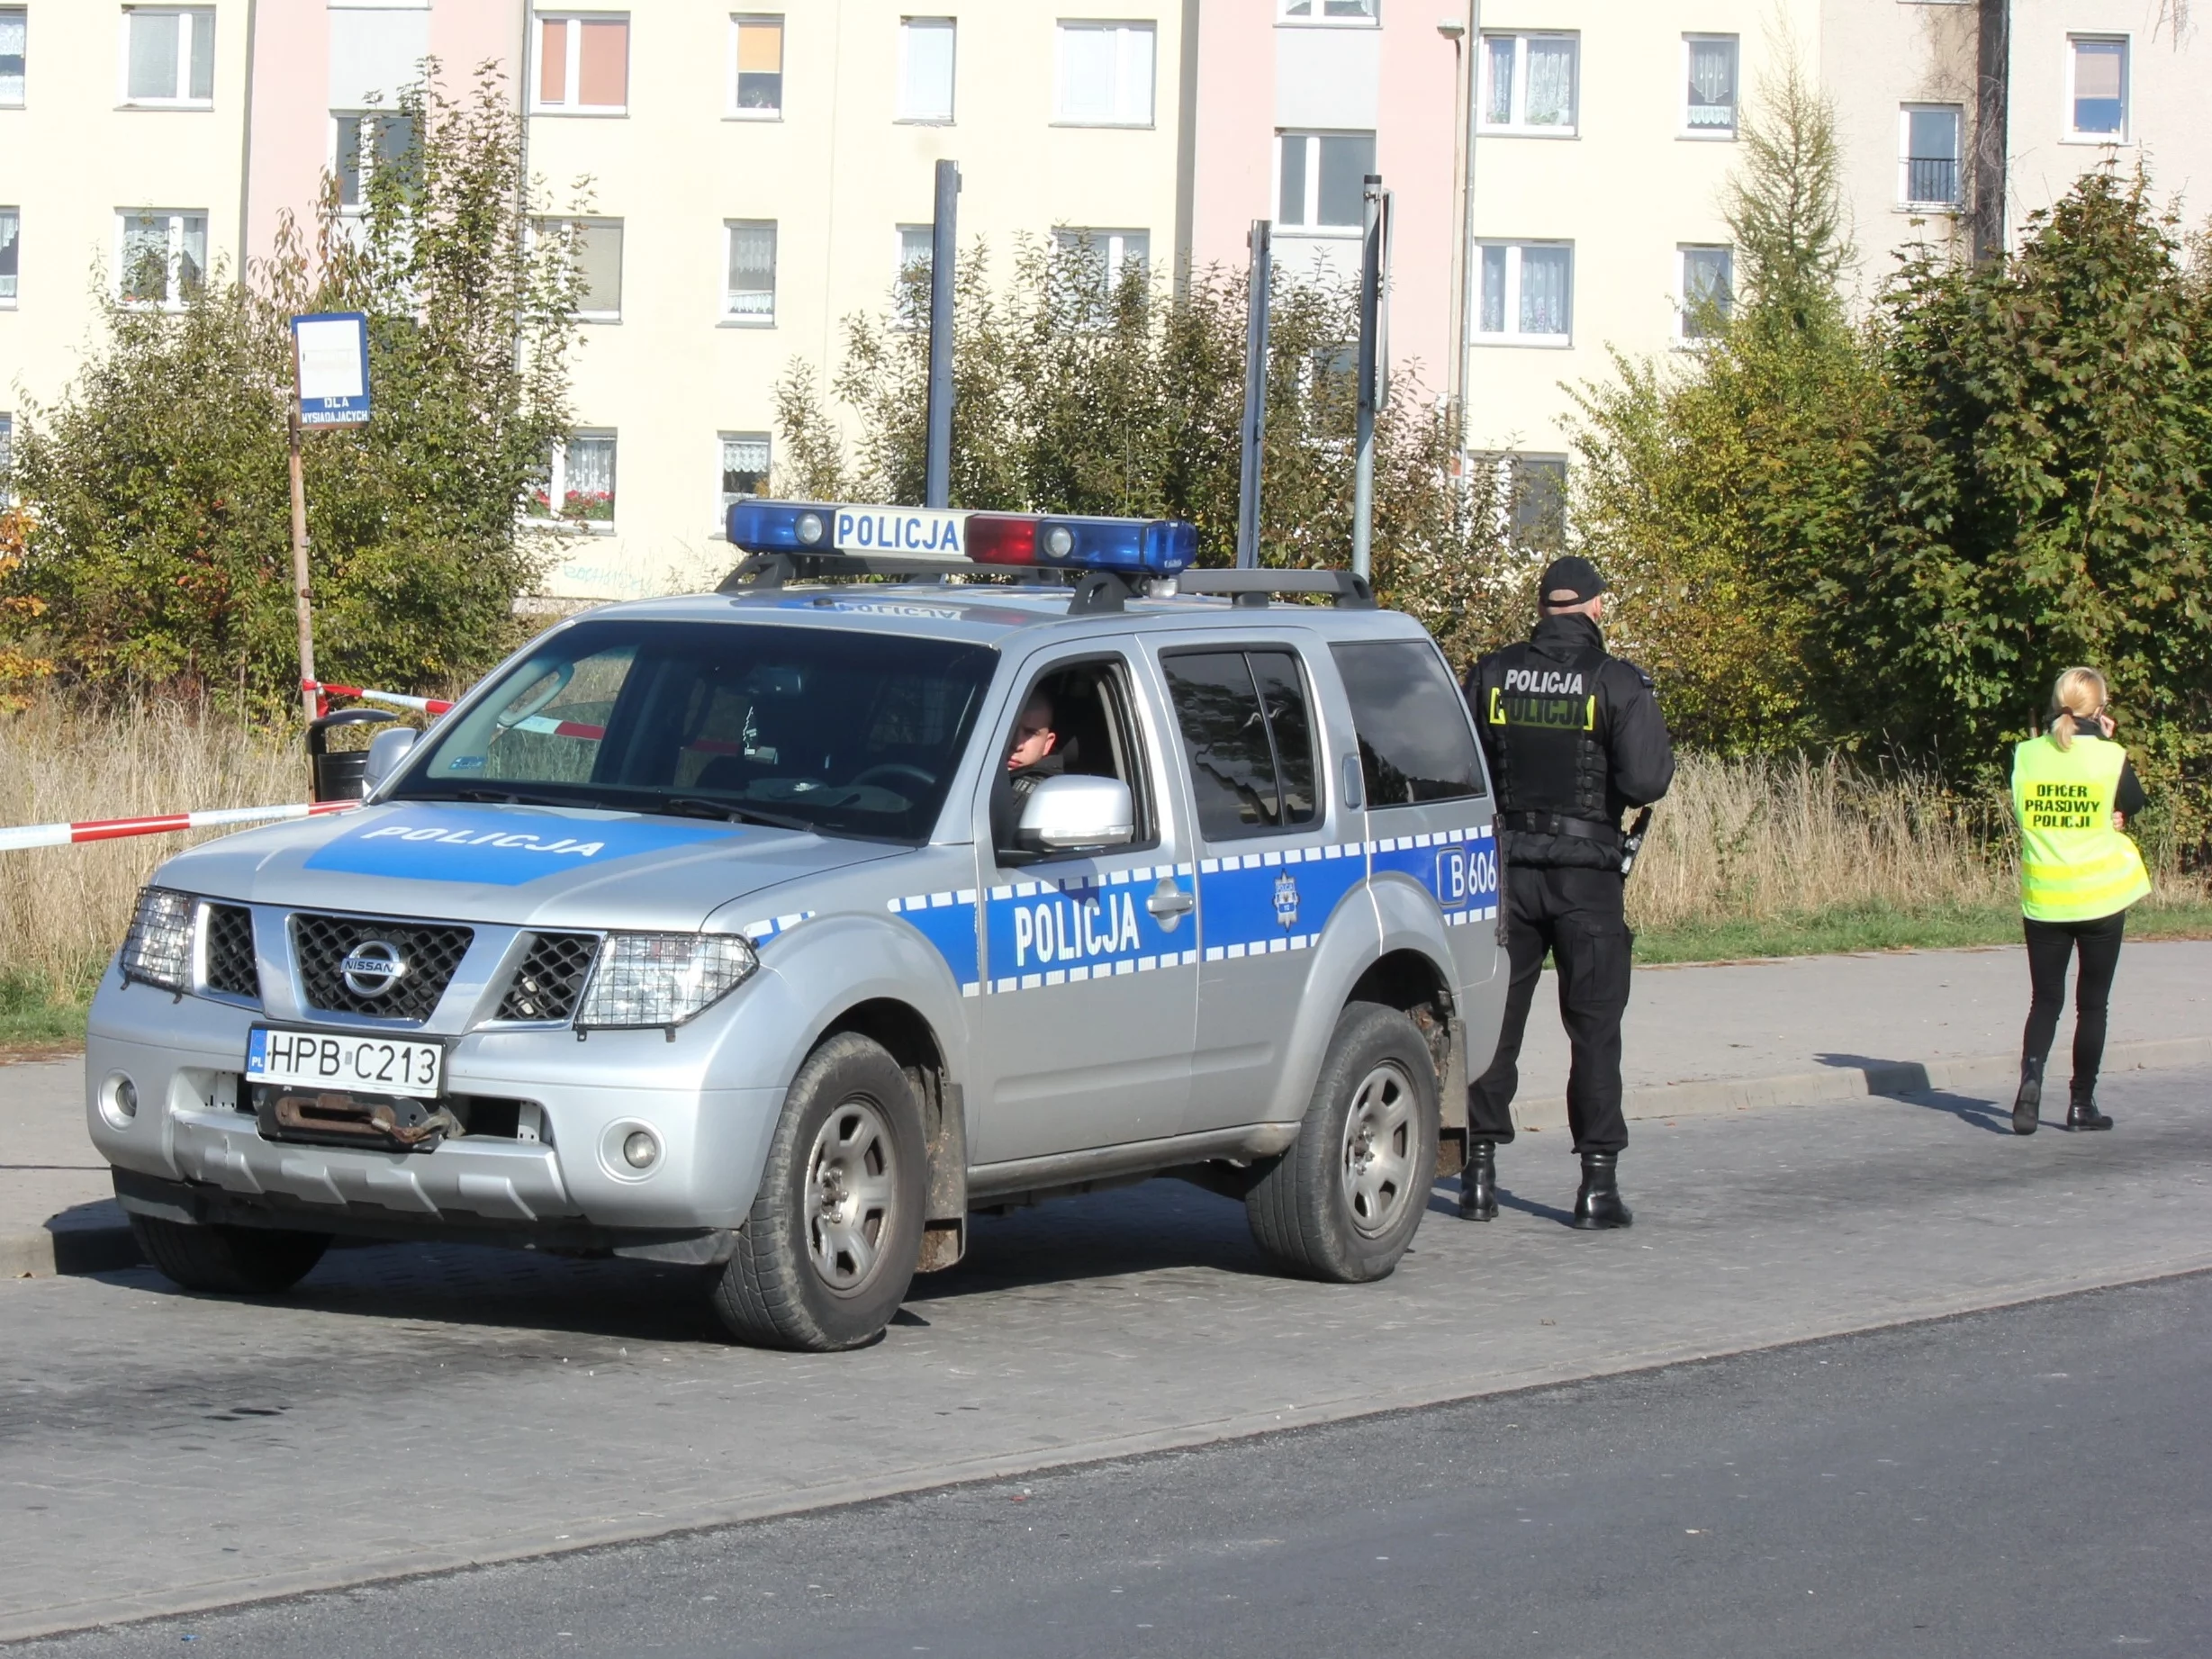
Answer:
[{"xmin": 1906, "ymin": 156, "xmax": 1962, "ymax": 207}]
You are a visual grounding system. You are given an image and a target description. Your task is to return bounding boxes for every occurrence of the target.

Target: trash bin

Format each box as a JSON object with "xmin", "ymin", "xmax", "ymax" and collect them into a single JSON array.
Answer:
[{"xmin": 307, "ymin": 708, "xmax": 399, "ymax": 802}]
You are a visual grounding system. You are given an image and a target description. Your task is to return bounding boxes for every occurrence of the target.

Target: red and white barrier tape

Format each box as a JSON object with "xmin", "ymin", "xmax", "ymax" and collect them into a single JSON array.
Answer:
[{"xmin": 0, "ymin": 798, "xmax": 357, "ymax": 853}]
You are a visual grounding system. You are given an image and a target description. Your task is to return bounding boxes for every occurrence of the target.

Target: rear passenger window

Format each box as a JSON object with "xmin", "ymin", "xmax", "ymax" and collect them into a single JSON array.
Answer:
[
  {"xmin": 1162, "ymin": 649, "xmax": 1321, "ymax": 841},
  {"xmin": 1331, "ymin": 639, "xmax": 1487, "ymax": 807}
]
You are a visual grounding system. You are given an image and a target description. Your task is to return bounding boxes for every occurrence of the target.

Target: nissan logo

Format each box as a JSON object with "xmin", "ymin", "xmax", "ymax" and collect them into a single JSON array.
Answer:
[{"xmin": 338, "ymin": 940, "xmax": 409, "ymax": 997}]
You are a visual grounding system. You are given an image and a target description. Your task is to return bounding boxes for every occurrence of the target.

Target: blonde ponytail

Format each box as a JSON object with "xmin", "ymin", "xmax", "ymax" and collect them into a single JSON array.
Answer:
[{"xmin": 2048, "ymin": 666, "xmax": 2108, "ymax": 753}]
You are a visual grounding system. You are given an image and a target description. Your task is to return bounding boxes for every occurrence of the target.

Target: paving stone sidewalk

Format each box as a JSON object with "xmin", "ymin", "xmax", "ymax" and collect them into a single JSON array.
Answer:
[{"xmin": 9, "ymin": 940, "xmax": 2208, "ymax": 1276}]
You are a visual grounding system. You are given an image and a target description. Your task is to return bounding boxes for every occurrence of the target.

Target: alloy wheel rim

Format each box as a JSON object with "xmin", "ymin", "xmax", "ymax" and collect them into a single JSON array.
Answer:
[
  {"xmin": 805, "ymin": 1097, "xmax": 898, "ymax": 1294},
  {"xmin": 1340, "ymin": 1062, "xmax": 1415, "ymax": 1239}
]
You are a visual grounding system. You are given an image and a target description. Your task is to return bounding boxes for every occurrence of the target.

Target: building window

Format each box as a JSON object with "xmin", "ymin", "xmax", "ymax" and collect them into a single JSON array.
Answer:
[
  {"xmin": 1054, "ymin": 22, "xmax": 1154, "ymax": 126},
  {"xmin": 0, "ymin": 10, "xmax": 25, "ymax": 106},
  {"xmin": 332, "ymin": 112, "xmax": 416, "ymax": 210},
  {"xmin": 1509, "ymin": 456, "xmax": 1567, "ymax": 550},
  {"xmin": 1899, "ymin": 105, "xmax": 1964, "ymax": 207},
  {"xmin": 1475, "ymin": 241, "xmax": 1571, "ymax": 344},
  {"xmin": 1053, "ymin": 227, "xmax": 1149, "ymax": 283},
  {"xmin": 122, "ymin": 7, "xmax": 214, "ymax": 106},
  {"xmin": 2067, "ymin": 36, "xmax": 2126, "ymax": 140},
  {"xmin": 898, "ymin": 16, "xmax": 954, "ymax": 123},
  {"xmin": 894, "ymin": 224, "xmax": 933, "ymax": 327},
  {"xmin": 718, "ymin": 433, "xmax": 771, "ymax": 531},
  {"xmin": 1683, "ymin": 35, "xmax": 1738, "ymax": 136},
  {"xmin": 1678, "ymin": 245, "xmax": 1731, "ymax": 338},
  {"xmin": 538, "ymin": 218, "xmax": 622, "ymax": 319},
  {"xmin": 729, "ymin": 15, "xmax": 782, "ymax": 116},
  {"xmin": 1278, "ymin": 131, "xmax": 1374, "ymax": 232},
  {"xmin": 1479, "ymin": 34, "xmax": 1576, "ymax": 134},
  {"xmin": 534, "ymin": 432, "xmax": 617, "ymax": 526},
  {"xmin": 115, "ymin": 209, "xmax": 205, "ymax": 308},
  {"xmin": 1278, "ymin": 0, "xmax": 1377, "ymax": 22},
  {"xmin": 724, "ymin": 221, "xmax": 776, "ymax": 322},
  {"xmin": 535, "ymin": 14, "xmax": 628, "ymax": 114},
  {"xmin": 0, "ymin": 209, "xmax": 16, "ymax": 304},
  {"xmin": 0, "ymin": 413, "xmax": 12, "ymax": 502}
]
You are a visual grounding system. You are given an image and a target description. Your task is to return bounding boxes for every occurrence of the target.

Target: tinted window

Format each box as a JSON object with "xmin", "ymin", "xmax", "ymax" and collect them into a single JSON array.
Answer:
[
  {"xmin": 1331, "ymin": 640, "xmax": 1487, "ymax": 807},
  {"xmin": 400, "ymin": 620, "xmax": 996, "ymax": 843},
  {"xmin": 1163, "ymin": 649, "xmax": 1321, "ymax": 841}
]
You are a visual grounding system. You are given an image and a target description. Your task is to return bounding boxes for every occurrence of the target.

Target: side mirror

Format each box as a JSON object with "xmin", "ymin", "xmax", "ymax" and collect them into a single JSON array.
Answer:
[
  {"xmin": 1016, "ymin": 773, "xmax": 1134, "ymax": 853},
  {"xmin": 361, "ymin": 726, "xmax": 420, "ymax": 797}
]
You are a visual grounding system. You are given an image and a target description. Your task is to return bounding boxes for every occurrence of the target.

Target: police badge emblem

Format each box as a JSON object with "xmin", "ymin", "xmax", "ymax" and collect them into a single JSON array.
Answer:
[{"xmin": 1273, "ymin": 870, "xmax": 1300, "ymax": 930}]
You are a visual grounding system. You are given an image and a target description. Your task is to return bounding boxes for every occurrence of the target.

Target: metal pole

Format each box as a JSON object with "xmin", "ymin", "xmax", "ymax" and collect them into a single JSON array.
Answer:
[
  {"xmin": 924, "ymin": 158, "xmax": 961, "ymax": 509},
  {"xmin": 1350, "ymin": 174, "xmax": 1383, "ymax": 582},
  {"xmin": 287, "ymin": 404, "xmax": 317, "ymax": 728},
  {"xmin": 1234, "ymin": 219, "xmax": 1272, "ymax": 570}
]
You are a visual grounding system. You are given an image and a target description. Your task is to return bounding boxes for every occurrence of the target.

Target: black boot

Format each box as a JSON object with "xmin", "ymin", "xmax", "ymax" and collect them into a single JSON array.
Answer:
[
  {"xmin": 2012, "ymin": 1056, "xmax": 2044, "ymax": 1136},
  {"xmin": 1570, "ymin": 1151, "xmax": 1632, "ymax": 1231},
  {"xmin": 2065, "ymin": 1086, "xmax": 2113, "ymax": 1132},
  {"xmin": 1458, "ymin": 1141, "xmax": 1498, "ymax": 1221}
]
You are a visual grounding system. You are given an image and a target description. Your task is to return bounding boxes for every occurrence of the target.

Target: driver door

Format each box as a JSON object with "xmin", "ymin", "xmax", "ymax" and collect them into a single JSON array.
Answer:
[{"xmin": 964, "ymin": 645, "xmax": 1201, "ymax": 1167}]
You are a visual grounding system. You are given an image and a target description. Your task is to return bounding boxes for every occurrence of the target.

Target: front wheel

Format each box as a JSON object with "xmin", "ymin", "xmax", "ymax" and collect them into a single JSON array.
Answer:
[
  {"xmin": 708, "ymin": 1033, "xmax": 927, "ymax": 1351},
  {"xmin": 128, "ymin": 1215, "xmax": 330, "ymax": 1294},
  {"xmin": 1246, "ymin": 1001, "xmax": 1439, "ymax": 1283}
]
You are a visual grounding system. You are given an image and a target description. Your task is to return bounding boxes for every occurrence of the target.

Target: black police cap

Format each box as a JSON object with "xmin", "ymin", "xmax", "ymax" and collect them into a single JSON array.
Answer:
[{"xmin": 1538, "ymin": 556, "xmax": 1607, "ymax": 606}]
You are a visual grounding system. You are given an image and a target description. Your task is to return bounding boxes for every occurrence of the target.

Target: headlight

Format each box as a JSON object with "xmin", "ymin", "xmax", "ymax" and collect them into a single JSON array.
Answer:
[
  {"xmin": 575, "ymin": 933, "xmax": 759, "ymax": 1029},
  {"xmin": 121, "ymin": 887, "xmax": 197, "ymax": 991}
]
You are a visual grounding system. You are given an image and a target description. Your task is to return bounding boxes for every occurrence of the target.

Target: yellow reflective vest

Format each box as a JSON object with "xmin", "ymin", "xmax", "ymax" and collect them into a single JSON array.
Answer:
[{"xmin": 2011, "ymin": 734, "xmax": 2151, "ymax": 922}]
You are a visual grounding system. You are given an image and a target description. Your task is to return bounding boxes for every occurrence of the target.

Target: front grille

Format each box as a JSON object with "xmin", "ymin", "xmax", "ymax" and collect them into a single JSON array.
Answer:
[
  {"xmin": 495, "ymin": 932, "xmax": 599, "ymax": 1023},
  {"xmin": 292, "ymin": 913, "xmax": 474, "ymax": 1021},
  {"xmin": 203, "ymin": 905, "xmax": 259, "ymax": 999}
]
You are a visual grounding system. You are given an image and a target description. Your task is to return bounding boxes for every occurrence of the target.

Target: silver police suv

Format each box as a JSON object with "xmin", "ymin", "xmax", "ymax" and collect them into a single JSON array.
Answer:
[{"xmin": 87, "ymin": 504, "xmax": 1504, "ymax": 1350}]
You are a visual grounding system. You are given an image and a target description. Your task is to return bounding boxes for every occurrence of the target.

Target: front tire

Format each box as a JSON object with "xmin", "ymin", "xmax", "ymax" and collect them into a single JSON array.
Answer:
[
  {"xmin": 128, "ymin": 1215, "xmax": 330, "ymax": 1294},
  {"xmin": 1246, "ymin": 1001, "xmax": 1439, "ymax": 1283},
  {"xmin": 709, "ymin": 1033, "xmax": 927, "ymax": 1351}
]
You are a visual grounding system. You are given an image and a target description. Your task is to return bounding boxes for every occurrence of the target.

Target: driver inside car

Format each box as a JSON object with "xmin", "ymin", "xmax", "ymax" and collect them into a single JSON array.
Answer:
[{"xmin": 991, "ymin": 691, "xmax": 1063, "ymax": 852}]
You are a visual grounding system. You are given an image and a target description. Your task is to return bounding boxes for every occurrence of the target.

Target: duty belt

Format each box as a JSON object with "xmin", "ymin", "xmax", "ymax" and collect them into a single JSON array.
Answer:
[{"xmin": 1500, "ymin": 811, "xmax": 1621, "ymax": 844}]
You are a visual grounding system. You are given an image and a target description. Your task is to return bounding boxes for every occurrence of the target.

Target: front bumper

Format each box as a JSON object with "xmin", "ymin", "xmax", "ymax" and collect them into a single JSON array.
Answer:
[{"xmin": 86, "ymin": 978, "xmax": 784, "ymax": 1240}]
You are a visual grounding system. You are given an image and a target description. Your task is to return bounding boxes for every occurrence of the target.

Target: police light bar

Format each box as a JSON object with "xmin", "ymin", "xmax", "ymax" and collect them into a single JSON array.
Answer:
[{"xmin": 726, "ymin": 500, "xmax": 1197, "ymax": 579}]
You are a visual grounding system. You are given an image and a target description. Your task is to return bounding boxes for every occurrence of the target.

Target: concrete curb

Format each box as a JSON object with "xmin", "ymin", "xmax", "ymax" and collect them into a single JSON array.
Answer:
[{"xmin": 9, "ymin": 1038, "xmax": 2209, "ymax": 1279}]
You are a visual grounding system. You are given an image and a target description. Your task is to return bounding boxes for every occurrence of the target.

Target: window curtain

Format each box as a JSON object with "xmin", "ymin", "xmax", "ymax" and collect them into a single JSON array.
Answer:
[
  {"xmin": 1686, "ymin": 40, "xmax": 1735, "ymax": 125},
  {"xmin": 1525, "ymin": 40, "xmax": 1573, "ymax": 126},
  {"xmin": 0, "ymin": 212, "xmax": 16, "ymax": 301},
  {"xmin": 565, "ymin": 437, "xmax": 616, "ymax": 519},
  {"xmin": 1483, "ymin": 37, "xmax": 1513, "ymax": 125},
  {"xmin": 721, "ymin": 436, "xmax": 770, "ymax": 498},
  {"xmin": 726, "ymin": 225, "xmax": 776, "ymax": 315},
  {"xmin": 0, "ymin": 11, "xmax": 28, "ymax": 103},
  {"xmin": 1519, "ymin": 246, "xmax": 1569, "ymax": 336},
  {"xmin": 1478, "ymin": 246, "xmax": 1507, "ymax": 332}
]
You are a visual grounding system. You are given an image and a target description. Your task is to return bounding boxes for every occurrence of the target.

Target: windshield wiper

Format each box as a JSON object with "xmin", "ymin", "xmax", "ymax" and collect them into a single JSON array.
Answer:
[
  {"xmin": 656, "ymin": 797, "xmax": 816, "ymax": 833},
  {"xmin": 447, "ymin": 788, "xmax": 594, "ymax": 808}
]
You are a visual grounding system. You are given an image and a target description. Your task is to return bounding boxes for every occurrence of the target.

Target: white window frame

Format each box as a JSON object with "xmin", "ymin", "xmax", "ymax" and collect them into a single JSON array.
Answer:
[
  {"xmin": 0, "ymin": 207, "xmax": 17, "ymax": 307},
  {"xmin": 721, "ymin": 219, "xmax": 778, "ymax": 325},
  {"xmin": 113, "ymin": 208, "xmax": 206, "ymax": 310},
  {"xmin": 1276, "ymin": 130, "xmax": 1376, "ymax": 235},
  {"xmin": 329, "ymin": 110, "xmax": 416, "ymax": 212},
  {"xmin": 2063, "ymin": 34, "xmax": 2128, "ymax": 144},
  {"xmin": 537, "ymin": 216, "xmax": 623, "ymax": 321},
  {"xmin": 1053, "ymin": 226, "xmax": 1149, "ymax": 284},
  {"xmin": 1275, "ymin": 0, "xmax": 1377, "ymax": 24},
  {"xmin": 1477, "ymin": 33, "xmax": 1577, "ymax": 136},
  {"xmin": 0, "ymin": 412, "xmax": 13, "ymax": 506},
  {"xmin": 1472, "ymin": 239, "xmax": 1573, "ymax": 347},
  {"xmin": 893, "ymin": 223, "xmax": 933, "ymax": 329},
  {"xmin": 120, "ymin": 6, "xmax": 214, "ymax": 109},
  {"xmin": 714, "ymin": 431, "xmax": 772, "ymax": 536},
  {"xmin": 0, "ymin": 8, "xmax": 26, "ymax": 109},
  {"xmin": 1052, "ymin": 20, "xmax": 1155, "ymax": 128},
  {"xmin": 530, "ymin": 431, "xmax": 618, "ymax": 530},
  {"xmin": 1675, "ymin": 244, "xmax": 1732, "ymax": 341},
  {"xmin": 1897, "ymin": 104, "xmax": 1964, "ymax": 210},
  {"xmin": 1681, "ymin": 33, "xmax": 1738, "ymax": 140},
  {"xmin": 727, "ymin": 14, "xmax": 783, "ymax": 120},
  {"xmin": 532, "ymin": 12, "xmax": 628, "ymax": 116},
  {"xmin": 897, "ymin": 16, "xmax": 955, "ymax": 124}
]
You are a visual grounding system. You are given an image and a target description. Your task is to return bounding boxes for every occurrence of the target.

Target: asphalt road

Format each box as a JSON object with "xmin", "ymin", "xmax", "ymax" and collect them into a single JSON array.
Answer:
[{"xmin": 19, "ymin": 1270, "xmax": 2211, "ymax": 1658}]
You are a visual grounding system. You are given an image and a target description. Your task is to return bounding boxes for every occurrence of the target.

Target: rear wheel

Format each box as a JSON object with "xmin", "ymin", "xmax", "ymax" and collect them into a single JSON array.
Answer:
[
  {"xmin": 1246, "ymin": 1001, "xmax": 1438, "ymax": 1283},
  {"xmin": 127, "ymin": 1215, "xmax": 330, "ymax": 1294},
  {"xmin": 709, "ymin": 1032, "xmax": 926, "ymax": 1351}
]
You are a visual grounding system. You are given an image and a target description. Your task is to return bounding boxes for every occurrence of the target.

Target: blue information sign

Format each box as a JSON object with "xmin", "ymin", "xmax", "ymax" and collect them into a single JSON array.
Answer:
[{"xmin": 292, "ymin": 311, "xmax": 371, "ymax": 428}]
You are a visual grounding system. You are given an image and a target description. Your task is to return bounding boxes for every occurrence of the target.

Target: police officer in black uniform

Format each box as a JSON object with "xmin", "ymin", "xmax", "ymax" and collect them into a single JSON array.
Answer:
[{"xmin": 1459, "ymin": 556, "xmax": 1675, "ymax": 1229}]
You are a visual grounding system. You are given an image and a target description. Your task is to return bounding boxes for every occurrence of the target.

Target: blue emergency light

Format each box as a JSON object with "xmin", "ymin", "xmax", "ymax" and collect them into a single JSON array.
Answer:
[{"xmin": 726, "ymin": 500, "xmax": 1198, "ymax": 579}]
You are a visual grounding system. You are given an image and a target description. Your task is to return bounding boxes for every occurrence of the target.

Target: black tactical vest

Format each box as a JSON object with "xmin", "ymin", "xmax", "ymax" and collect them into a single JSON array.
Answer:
[{"xmin": 1476, "ymin": 641, "xmax": 1612, "ymax": 826}]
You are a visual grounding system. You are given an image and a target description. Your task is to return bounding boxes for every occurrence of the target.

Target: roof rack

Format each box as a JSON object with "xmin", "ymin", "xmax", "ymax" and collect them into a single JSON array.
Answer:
[{"xmin": 1173, "ymin": 569, "xmax": 1377, "ymax": 609}]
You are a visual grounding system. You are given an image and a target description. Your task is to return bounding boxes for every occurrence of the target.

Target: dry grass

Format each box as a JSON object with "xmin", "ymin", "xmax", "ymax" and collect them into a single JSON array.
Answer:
[{"xmin": 0, "ymin": 700, "xmax": 299, "ymax": 988}]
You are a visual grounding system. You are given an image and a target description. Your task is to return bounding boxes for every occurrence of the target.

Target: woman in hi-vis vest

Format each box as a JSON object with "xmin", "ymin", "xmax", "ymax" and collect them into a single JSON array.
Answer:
[{"xmin": 2009, "ymin": 667, "xmax": 2152, "ymax": 1136}]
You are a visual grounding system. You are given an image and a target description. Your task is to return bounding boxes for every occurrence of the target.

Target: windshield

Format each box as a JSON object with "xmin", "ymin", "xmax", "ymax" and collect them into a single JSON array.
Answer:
[{"xmin": 393, "ymin": 619, "xmax": 998, "ymax": 843}]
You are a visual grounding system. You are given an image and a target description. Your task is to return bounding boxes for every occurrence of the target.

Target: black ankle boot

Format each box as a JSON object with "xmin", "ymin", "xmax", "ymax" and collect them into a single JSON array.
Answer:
[
  {"xmin": 2065, "ymin": 1087, "xmax": 2113, "ymax": 1132},
  {"xmin": 2012, "ymin": 1056, "xmax": 2044, "ymax": 1136},
  {"xmin": 1458, "ymin": 1141, "xmax": 1498, "ymax": 1221},
  {"xmin": 1571, "ymin": 1151, "xmax": 1632, "ymax": 1230}
]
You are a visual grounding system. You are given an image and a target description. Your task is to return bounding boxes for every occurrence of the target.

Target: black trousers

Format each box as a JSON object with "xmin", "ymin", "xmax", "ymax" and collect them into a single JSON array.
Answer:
[
  {"xmin": 1468, "ymin": 863, "xmax": 1633, "ymax": 1156},
  {"xmin": 2021, "ymin": 910, "xmax": 2127, "ymax": 1096}
]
